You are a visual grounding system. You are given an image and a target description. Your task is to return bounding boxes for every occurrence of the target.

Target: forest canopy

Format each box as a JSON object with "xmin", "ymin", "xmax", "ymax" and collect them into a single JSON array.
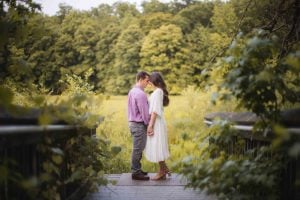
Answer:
[{"xmin": 0, "ymin": 0, "xmax": 299, "ymax": 95}]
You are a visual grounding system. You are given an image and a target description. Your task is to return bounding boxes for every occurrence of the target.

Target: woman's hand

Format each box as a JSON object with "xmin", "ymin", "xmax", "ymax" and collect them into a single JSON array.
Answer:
[
  {"xmin": 147, "ymin": 125, "xmax": 154, "ymax": 136},
  {"xmin": 147, "ymin": 112, "xmax": 157, "ymax": 136}
]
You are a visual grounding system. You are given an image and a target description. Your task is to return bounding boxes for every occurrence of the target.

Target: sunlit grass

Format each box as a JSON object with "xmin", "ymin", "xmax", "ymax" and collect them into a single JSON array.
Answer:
[
  {"xmin": 13, "ymin": 84, "xmax": 238, "ymax": 173},
  {"xmin": 95, "ymin": 86, "xmax": 238, "ymax": 173}
]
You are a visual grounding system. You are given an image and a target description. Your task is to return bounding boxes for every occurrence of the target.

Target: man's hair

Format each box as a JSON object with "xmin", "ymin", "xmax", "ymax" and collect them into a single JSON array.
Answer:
[{"xmin": 136, "ymin": 71, "xmax": 150, "ymax": 81}]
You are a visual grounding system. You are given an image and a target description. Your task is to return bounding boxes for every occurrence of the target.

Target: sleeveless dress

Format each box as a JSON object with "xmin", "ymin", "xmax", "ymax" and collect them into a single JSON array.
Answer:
[{"xmin": 144, "ymin": 88, "xmax": 170, "ymax": 162}]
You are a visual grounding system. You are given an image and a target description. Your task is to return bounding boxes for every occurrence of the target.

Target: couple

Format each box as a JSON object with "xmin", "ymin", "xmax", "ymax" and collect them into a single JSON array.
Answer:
[{"xmin": 128, "ymin": 71, "xmax": 170, "ymax": 181}]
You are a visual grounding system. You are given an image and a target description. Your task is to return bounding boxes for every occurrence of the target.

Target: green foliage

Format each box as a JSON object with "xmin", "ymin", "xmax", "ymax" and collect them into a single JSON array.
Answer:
[
  {"xmin": 211, "ymin": 2, "xmax": 238, "ymax": 35},
  {"xmin": 108, "ymin": 24, "xmax": 144, "ymax": 94},
  {"xmin": 95, "ymin": 23, "xmax": 121, "ymax": 92},
  {"xmin": 0, "ymin": 86, "xmax": 14, "ymax": 108},
  {"xmin": 220, "ymin": 30, "xmax": 299, "ymax": 121},
  {"xmin": 45, "ymin": 72, "xmax": 105, "ymax": 128},
  {"xmin": 141, "ymin": 0, "xmax": 170, "ymax": 14},
  {"xmin": 185, "ymin": 26, "xmax": 230, "ymax": 86},
  {"xmin": 179, "ymin": 1, "xmax": 299, "ymax": 198},
  {"xmin": 139, "ymin": 12, "xmax": 174, "ymax": 34},
  {"xmin": 113, "ymin": 2, "xmax": 140, "ymax": 18},
  {"xmin": 15, "ymin": 129, "xmax": 111, "ymax": 200},
  {"xmin": 180, "ymin": 120, "xmax": 283, "ymax": 200},
  {"xmin": 0, "ymin": 76, "xmax": 120, "ymax": 199},
  {"xmin": 0, "ymin": 0, "xmax": 41, "ymax": 49},
  {"xmin": 0, "ymin": 0, "xmax": 41, "ymax": 88},
  {"xmin": 175, "ymin": 1, "xmax": 214, "ymax": 33},
  {"xmin": 140, "ymin": 24, "xmax": 191, "ymax": 93},
  {"xmin": 0, "ymin": 0, "xmax": 246, "ymax": 94}
]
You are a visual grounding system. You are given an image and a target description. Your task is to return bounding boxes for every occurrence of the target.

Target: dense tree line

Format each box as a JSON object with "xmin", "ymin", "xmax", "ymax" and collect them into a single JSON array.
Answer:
[{"xmin": 0, "ymin": 0, "xmax": 298, "ymax": 95}]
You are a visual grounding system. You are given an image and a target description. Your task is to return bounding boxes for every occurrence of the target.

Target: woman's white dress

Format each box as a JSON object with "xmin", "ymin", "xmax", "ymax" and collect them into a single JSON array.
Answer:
[{"xmin": 144, "ymin": 88, "xmax": 170, "ymax": 162}]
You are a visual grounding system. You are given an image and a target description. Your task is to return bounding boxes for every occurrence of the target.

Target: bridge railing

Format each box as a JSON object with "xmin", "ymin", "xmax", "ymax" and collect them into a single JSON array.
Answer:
[
  {"xmin": 204, "ymin": 110, "xmax": 300, "ymax": 200},
  {"xmin": 0, "ymin": 112, "xmax": 96, "ymax": 200}
]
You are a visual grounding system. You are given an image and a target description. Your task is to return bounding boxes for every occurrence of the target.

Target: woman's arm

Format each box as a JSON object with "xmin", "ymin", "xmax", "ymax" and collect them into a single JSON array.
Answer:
[{"xmin": 147, "ymin": 112, "xmax": 157, "ymax": 136}]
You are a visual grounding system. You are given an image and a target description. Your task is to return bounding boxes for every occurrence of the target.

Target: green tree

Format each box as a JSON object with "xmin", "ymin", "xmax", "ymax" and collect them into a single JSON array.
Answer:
[
  {"xmin": 0, "ymin": 0, "xmax": 41, "ymax": 81},
  {"xmin": 54, "ymin": 11, "xmax": 83, "ymax": 69},
  {"xmin": 108, "ymin": 24, "xmax": 144, "ymax": 94},
  {"xmin": 24, "ymin": 14, "xmax": 59, "ymax": 89},
  {"xmin": 141, "ymin": 0, "xmax": 169, "ymax": 14},
  {"xmin": 174, "ymin": 1, "xmax": 214, "ymax": 33},
  {"xmin": 140, "ymin": 24, "xmax": 191, "ymax": 93},
  {"xmin": 95, "ymin": 24, "xmax": 121, "ymax": 92},
  {"xmin": 72, "ymin": 18, "xmax": 99, "ymax": 74},
  {"xmin": 168, "ymin": 0, "xmax": 195, "ymax": 14},
  {"xmin": 90, "ymin": 4, "xmax": 118, "ymax": 26},
  {"xmin": 56, "ymin": 3, "xmax": 73, "ymax": 22},
  {"xmin": 139, "ymin": 12, "xmax": 174, "ymax": 35},
  {"xmin": 112, "ymin": 2, "xmax": 140, "ymax": 19},
  {"xmin": 185, "ymin": 26, "xmax": 211, "ymax": 86},
  {"xmin": 6, "ymin": 42, "xmax": 32, "ymax": 83},
  {"xmin": 211, "ymin": 2, "xmax": 238, "ymax": 36}
]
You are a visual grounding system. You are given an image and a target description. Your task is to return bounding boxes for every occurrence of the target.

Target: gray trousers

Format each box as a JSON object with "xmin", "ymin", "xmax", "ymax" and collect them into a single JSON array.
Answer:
[{"xmin": 129, "ymin": 122, "xmax": 147, "ymax": 174}]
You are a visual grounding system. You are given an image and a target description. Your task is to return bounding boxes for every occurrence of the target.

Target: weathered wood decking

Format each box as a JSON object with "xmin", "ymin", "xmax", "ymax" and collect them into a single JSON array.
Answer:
[{"xmin": 84, "ymin": 174, "xmax": 216, "ymax": 200}]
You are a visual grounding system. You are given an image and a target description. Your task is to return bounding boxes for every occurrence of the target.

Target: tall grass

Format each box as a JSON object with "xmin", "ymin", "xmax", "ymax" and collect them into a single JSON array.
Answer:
[
  {"xmin": 8, "ymin": 80, "xmax": 238, "ymax": 174},
  {"xmin": 96, "ymin": 86, "xmax": 238, "ymax": 173}
]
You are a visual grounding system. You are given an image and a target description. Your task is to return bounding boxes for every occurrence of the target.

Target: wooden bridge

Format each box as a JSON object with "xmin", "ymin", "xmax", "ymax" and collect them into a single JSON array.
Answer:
[
  {"xmin": 84, "ymin": 173, "xmax": 216, "ymax": 200},
  {"xmin": 1, "ymin": 108, "xmax": 299, "ymax": 199}
]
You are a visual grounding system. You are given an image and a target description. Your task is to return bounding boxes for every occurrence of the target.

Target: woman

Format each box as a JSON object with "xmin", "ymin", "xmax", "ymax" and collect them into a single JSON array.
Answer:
[{"xmin": 144, "ymin": 72, "xmax": 171, "ymax": 180}]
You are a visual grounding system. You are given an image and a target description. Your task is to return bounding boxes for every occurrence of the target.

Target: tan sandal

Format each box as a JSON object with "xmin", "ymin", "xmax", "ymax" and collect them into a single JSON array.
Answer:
[{"xmin": 151, "ymin": 171, "xmax": 166, "ymax": 180}]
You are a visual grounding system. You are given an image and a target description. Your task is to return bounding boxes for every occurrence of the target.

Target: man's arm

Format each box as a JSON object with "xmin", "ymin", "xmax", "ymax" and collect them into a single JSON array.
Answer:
[{"xmin": 136, "ymin": 93, "xmax": 150, "ymax": 125}]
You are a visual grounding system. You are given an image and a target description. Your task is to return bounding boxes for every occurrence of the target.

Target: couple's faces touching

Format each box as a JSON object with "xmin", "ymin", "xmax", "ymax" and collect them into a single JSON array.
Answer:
[
  {"xmin": 139, "ymin": 75, "xmax": 156, "ymax": 89},
  {"xmin": 145, "ymin": 76, "xmax": 155, "ymax": 88},
  {"xmin": 139, "ymin": 76, "xmax": 152, "ymax": 89}
]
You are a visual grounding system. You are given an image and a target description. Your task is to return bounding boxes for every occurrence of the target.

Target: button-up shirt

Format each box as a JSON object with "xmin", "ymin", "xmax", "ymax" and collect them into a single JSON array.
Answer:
[{"xmin": 127, "ymin": 86, "xmax": 150, "ymax": 125}]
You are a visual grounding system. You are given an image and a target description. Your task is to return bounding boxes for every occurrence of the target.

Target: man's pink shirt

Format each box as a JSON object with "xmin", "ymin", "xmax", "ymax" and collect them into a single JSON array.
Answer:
[{"xmin": 127, "ymin": 86, "xmax": 150, "ymax": 125}]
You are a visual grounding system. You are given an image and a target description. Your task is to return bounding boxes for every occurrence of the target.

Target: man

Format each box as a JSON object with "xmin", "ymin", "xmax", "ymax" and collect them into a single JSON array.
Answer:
[{"xmin": 128, "ymin": 71, "xmax": 150, "ymax": 180}]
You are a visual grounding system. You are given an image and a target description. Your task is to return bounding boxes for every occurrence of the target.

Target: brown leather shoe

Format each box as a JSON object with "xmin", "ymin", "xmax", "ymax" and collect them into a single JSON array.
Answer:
[{"xmin": 132, "ymin": 172, "xmax": 150, "ymax": 180}]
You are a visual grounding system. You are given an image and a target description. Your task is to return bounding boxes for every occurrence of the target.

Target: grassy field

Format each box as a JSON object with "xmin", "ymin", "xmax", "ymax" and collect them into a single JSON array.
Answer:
[
  {"xmin": 96, "ymin": 87, "xmax": 237, "ymax": 173},
  {"xmin": 10, "ymin": 84, "xmax": 238, "ymax": 173}
]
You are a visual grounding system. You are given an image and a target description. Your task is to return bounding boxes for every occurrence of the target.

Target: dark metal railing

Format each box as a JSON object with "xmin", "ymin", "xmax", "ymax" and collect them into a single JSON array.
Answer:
[
  {"xmin": 204, "ymin": 111, "xmax": 300, "ymax": 200},
  {"xmin": 0, "ymin": 124, "xmax": 96, "ymax": 200}
]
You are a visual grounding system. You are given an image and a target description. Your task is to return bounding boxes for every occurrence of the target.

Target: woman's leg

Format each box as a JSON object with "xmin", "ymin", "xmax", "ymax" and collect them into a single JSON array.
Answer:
[
  {"xmin": 160, "ymin": 161, "xmax": 171, "ymax": 176},
  {"xmin": 152, "ymin": 161, "xmax": 166, "ymax": 180}
]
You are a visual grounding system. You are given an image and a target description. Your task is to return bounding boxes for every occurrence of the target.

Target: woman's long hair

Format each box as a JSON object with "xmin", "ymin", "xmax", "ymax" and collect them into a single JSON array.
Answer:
[{"xmin": 149, "ymin": 72, "xmax": 169, "ymax": 106}]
